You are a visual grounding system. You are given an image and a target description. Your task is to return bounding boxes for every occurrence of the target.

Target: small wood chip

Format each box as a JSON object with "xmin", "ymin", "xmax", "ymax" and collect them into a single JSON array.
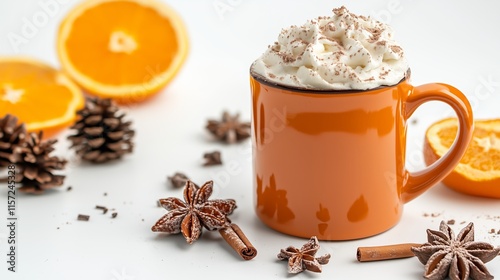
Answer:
[{"xmin": 77, "ymin": 214, "xmax": 90, "ymax": 221}]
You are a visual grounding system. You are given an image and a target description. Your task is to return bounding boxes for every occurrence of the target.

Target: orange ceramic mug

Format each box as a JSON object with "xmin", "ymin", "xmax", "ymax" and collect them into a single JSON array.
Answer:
[{"xmin": 250, "ymin": 71, "xmax": 473, "ymax": 240}]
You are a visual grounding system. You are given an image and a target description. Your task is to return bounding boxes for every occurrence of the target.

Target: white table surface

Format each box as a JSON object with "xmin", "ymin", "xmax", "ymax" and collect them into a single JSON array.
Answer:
[{"xmin": 1, "ymin": 0, "xmax": 500, "ymax": 279}]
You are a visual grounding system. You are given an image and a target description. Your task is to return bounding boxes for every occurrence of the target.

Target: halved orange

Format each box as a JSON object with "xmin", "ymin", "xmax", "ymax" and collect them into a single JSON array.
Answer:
[
  {"xmin": 424, "ymin": 118, "xmax": 500, "ymax": 198},
  {"xmin": 0, "ymin": 57, "xmax": 84, "ymax": 137},
  {"xmin": 57, "ymin": 0, "xmax": 189, "ymax": 103}
]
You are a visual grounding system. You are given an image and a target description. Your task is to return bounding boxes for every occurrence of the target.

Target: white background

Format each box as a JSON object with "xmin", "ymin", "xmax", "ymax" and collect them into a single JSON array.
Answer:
[{"xmin": 1, "ymin": 0, "xmax": 500, "ymax": 279}]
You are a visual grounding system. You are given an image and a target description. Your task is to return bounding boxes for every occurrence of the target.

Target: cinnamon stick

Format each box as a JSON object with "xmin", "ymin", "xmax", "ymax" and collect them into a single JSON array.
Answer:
[
  {"xmin": 357, "ymin": 243, "xmax": 422, "ymax": 262},
  {"xmin": 219, "ymin": 223, "xmax": 257, "ymax": 260}
]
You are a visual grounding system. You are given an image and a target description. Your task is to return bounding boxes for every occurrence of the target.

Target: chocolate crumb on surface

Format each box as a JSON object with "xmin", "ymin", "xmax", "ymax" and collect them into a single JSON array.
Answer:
[
  {"xmin": 66, "ymin": 186, "xmax": 72, "ymax": 191},
  {"xmin": 95, "ymin": 205, "xmax": 109, "ymax": 214},
  {"xmin": 447, "ymin": 219, "xmax": 455, "ymax": 225},
  {"xmin": 167, "ymin": 172, "xmax": 190, "ymax": 188},
  {"xmin": 77, "ymin": 214, "xmax": 90, "ymax": 221},
  {"xmin": 423, "ymin": 212, "xmax": 442, "ymax": 218},
  {"xmin": 203, "ymin": 151, "xmax": 222, "ymax": 166},
  {"xmin": 490, "ymin": 228, "xmax": 496, "ymax": 234},
  {"xmin": 111, "ymin": 212, "xmax": 118, "ymax": 218}
]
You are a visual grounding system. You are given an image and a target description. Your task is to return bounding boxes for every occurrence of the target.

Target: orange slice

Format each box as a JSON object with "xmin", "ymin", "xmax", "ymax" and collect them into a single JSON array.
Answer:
[
  {"xmin": 57, "ymin": 0, "xmax": 189, "ymax": 103},
  {"xmin": 0, "ymin": 57, "xmax": 84, "ymax": 137},
  {"xmin": 424, "ymin": 118, "xmax": 500, "ymax": 198}
]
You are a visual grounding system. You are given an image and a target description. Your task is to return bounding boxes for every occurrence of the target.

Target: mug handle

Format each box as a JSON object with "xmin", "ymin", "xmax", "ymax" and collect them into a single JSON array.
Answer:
[{"xmin": 401, "ymin": 83, "xmax": 473, "ymax": 203}]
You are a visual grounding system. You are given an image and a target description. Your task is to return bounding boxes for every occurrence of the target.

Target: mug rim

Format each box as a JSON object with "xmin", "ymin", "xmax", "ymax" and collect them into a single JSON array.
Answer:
[{"xmin": 250, "ymin": 68, "xmax": 411, "ymax": 94}]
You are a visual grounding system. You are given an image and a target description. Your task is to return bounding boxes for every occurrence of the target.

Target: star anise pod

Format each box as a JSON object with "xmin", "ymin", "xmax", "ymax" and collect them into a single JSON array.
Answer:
[
  {"xmin": 151, "ymin": 180, "xmax": 236, "ymax": 244},
  {"xmin": 412, "ymin": 221, "xmax": 500, "ymax": 280},
  {"xmin": 206, "ymin": 111, "xmax": 250, "ymax": 144},
  {"xmin": 277, "ymin": 236, "xmax": 331, "ymax": 274}
]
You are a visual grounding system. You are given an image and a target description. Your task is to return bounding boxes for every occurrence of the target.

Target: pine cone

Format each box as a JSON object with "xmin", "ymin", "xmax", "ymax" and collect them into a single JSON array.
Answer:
[
  {"xmin": 68, "ymin": 97, "xmax": 135, "ymax": 163},
  {"xmin": 0, "ymin": 114, "xmax": 27, "ymax": 167},
  {"xmin": 16, "ymin": 131, "xmax": 67, "ymax": 194}
]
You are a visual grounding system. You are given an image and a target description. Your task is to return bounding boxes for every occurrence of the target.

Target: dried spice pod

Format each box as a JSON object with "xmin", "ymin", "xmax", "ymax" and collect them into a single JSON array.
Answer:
[
  {"xmin": 357, "ymin": 221, "xmax": 500, "ymax": 280},
  {"xmin": 152, "ymin": 180, "xmax": 257, "ymax": 260},
  {"xmin": 15, "ymin": 131, "xmax": 67, "ymax": 194},
  {"xmin": 277, "ymin": 236, "xmax": 331, "ymax": 274},
  {"xmin": 412, "ymin": 221, "xmax": 500, "ymax": 280},
  {"xmin": 206, "ymin": 111, "xmax": 250, "ymax": 144},
  {"xmin": 152, "ymin": 180, "xmax": 236, "ymax": 244},
  {"xmin": 68, "ymin": 97, "xmax": 134, "ymax": 163},
  {"xmin": 0, "ymin": 114, "xmax": 27, "ymax": 167}
]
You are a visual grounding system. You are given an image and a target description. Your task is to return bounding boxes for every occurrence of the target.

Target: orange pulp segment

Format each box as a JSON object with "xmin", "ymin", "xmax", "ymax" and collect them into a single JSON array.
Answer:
[
  {"xmin": 424, "ymin": 118, "xmax": 500, "ymax": 198},
  {"xmin": 57, "ymin": 0, "xmax": 189, "ymax": 103},
  {"xmin": 0, "ymin": 57, "xmax": 84, "ymax": 136}
]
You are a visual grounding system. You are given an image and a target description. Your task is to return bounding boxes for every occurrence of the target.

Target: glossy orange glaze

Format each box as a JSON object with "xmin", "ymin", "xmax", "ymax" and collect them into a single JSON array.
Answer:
[{"xmin": 251, "ymin": 76, "xmax": 473, "ymax": 240}]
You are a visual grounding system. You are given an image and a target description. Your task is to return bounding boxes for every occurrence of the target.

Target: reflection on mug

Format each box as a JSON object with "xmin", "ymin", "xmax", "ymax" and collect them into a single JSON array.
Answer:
[
  {"xmin": 316, "ymin": 203, "xmax": 331, "ymax": 235},
  {"xmin": 287, "ymin": 106, "xmax": 394, "ymax": 136},
  {"xmin": 256, "ymin": 174, "xmax": 295, "ymax": 223},
  {"xmin": 347, "ymin": 195, "xmax": 369, "ymax": 222}
]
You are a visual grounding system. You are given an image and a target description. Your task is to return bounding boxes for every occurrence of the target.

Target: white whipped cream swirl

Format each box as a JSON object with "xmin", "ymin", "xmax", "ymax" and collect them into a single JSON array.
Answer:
[{"xmin": 251, "ymin": 6, "xmax": 409, "ymax": 90}]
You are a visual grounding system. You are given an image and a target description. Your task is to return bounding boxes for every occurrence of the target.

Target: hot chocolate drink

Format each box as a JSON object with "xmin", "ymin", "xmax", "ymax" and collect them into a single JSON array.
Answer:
[{"xmin": 250, "ymin": 6, "xmax": 473, "ymax": 240}]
